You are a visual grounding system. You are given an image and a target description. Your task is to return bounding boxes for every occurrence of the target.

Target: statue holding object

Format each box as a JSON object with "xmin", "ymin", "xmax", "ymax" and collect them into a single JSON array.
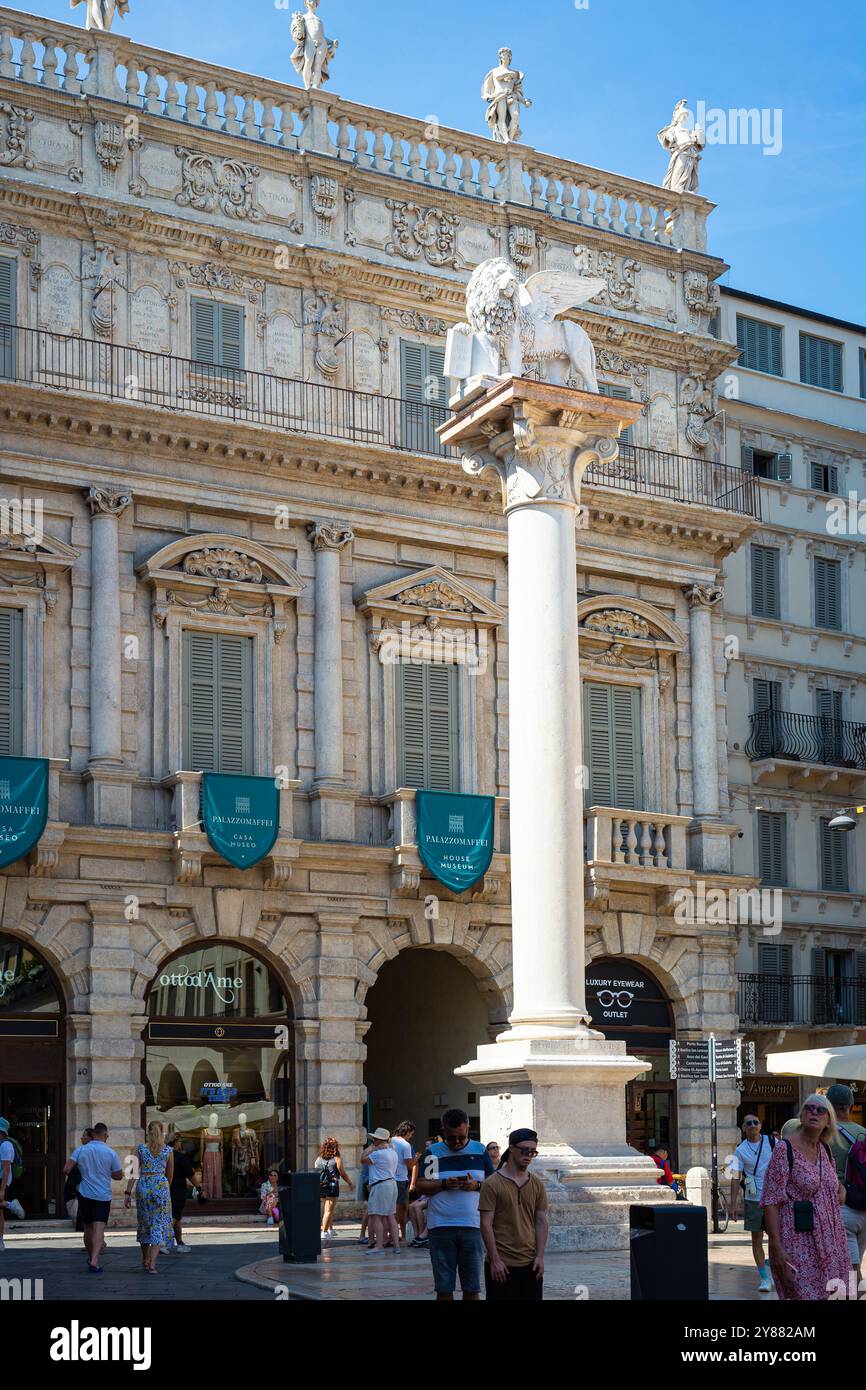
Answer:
[
  {"xmin": 482, "ymin": 48, "xmax": 532, "ymax": 144},
  {"xmin": 291, "ymin": 0, "xmax": 338, "ymax": 90},
  {"xmin": 70, "ymin": 0, "xmax": 129, "ymax": 30}
]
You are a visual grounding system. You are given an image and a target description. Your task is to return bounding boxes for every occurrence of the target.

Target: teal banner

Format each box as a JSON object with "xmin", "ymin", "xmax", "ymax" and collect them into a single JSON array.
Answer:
[
  {"xmin": 201, "ymin": 773, "xmax": 280, "ymax": 870},
  {"xmin": 0, "ymin": 757, "xmax": 49, "ymax": 869},
  {"xmin": 416, "ymin": 790, "xmax": 495, "ymax": 894}
]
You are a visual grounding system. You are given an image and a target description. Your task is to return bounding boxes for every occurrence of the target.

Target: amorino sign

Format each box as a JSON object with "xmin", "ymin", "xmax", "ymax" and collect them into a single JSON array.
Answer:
[
  {"xmin": 416, "ymin": 790, "xmax": 494, "ymax": 894},
  {"xmin": 201, "ymin": 773, "xmax": 280, "ymax": 870},
  {"xmin": 0, "ymin": 757, "xmax": 49, "ymax": 869}
]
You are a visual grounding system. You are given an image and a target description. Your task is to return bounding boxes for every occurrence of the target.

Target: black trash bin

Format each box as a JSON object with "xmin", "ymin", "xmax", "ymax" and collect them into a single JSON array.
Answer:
[
  {"xmin": 278, "ymin": 1169, "xmax": 321, "ymax": 1264},
  {"xmin": 630, "ymin": 1203, "xmax": 708, "ymax": 1301}
]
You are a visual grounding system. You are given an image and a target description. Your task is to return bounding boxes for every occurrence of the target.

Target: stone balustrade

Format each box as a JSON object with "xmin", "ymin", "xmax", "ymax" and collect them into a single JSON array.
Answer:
[
  {"xmin": 0, "ymin": 4, "xmax": 711, "ymax": 250},
  {"xmin": 585, "ymin": 806, "xmax": 690, "ymax": 871}
]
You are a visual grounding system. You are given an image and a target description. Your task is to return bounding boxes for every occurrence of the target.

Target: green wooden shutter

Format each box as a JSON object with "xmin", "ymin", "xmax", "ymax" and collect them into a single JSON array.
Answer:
[
  {"xmin": 396, "ymin": 662, "xmax": 458, "ymax": 792},
  {"xmin": 816, "ymin": 688, "xmax": 842, "ymax": 720},
  {"xmin": 741, "ymin": 444, "xmax": 755, "ymax": 473},
  {"xmin": 0, "ymin": 608, "xmax": 23, "ymax": 757},
  {"xmin": 751, "ymin": 545, "xmax": 780, "ymax": 620},
  {"xmin": 601, "ymin": 383, "xmax": 633, "ymax": 445},
  {"xmin": 426, "ymin": 345, "xmax": 447, "ymax": 409},
  {"xmin": 758, "ymin": 941, "xmax": 793, "ymax": 1020},
  {"xmin": 183, "ymin": 631, "xmax": 253, "ymax": 773},
  {"xmin": 814, "ymin": 556, "xmax": 841, "ymax": 630},
  {"xmin": 218, "ymin": 303, "xmax": 244, "ymax": 371},
  {"xmin": 753, "ymin": 678, "xmax": 780, "ymax": 713},
  {"xmin": 737, "ymin": 316, "xmax": 782, "ymax": 375},
  {"xmin": 820, "ymin": 816, "xmax": 849, "ymax": 892},
  {"xmin": 0, "ymin": 256, "xmax": 15, "ymax": 380},
  {"xmin": 757, "ymin": 810, "xmax": 786, "ymax": 885},
  {"xmin": 191, "ymin": 298, "xmax": 217, "ymax": 366},
  {"xmin": 217, "ymin": 634, "xmax": 253, "ymax": 773},
  {"xmin": 400, "ymin": 341, "xmax": 446, "ymax": 454},
  {"xmin": 583, "ymin": 683, "xmax": 643, "ymax": 810}
]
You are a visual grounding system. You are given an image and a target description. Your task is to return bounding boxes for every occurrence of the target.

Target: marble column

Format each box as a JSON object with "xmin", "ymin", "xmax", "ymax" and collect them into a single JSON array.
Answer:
[
  {"xmin": 307, "ymin": 520, "xmax": 355, "ymax": 840},
  {"xmin": 684, "ymin": 583, "xmax": 723, "ymax": 818},
  {"xmin": 441, "ymin": 380, "xmax": 668, "ymax": 1248},
  {"xmin": 83, "ymin": 486, "xmax": 135, "ymax": 826}
]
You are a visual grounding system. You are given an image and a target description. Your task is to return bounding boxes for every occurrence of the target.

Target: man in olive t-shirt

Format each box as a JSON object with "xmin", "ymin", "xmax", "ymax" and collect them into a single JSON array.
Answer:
[
  {"xmin": 781, "ymin": 1084, "xmax": 866, "ymax": 1271},
  {"xmin": 479, "ymin": 1127, "xmax": 549, "ymax": 1302}
]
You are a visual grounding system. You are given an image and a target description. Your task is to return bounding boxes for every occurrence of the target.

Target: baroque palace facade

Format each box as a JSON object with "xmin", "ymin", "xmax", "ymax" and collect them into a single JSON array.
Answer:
[{"xmin": 0, "ymin": 4, "xmax": 774, "ymax": 1215}]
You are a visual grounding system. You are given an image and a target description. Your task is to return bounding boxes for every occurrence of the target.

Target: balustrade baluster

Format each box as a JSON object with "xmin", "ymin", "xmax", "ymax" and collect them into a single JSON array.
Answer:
[
  {"xmin": 260, "ymin": 101, "xmax": 277, "ymax": 144},
  {"xmin": 577, "ymin": 183, "xmax": 592, "ymax": 226},
  {"xmin": 203, "ymin": 80, "xmax": 220, "ymax": 130},
  {"xmin": 41, "ymin": 37, "xmax": 60, "ymax": 89},
  {"xmin": 639, "ymin": 821, "xmax": 654, "ymax": 866},
  {"xmin": 19, "ymin": 32, "xmax": 37, "ymax": 83},
  {"xmin": 623, "ymin": 197, "xmax": 639, "ymax": 238},
  {"xmin": 406, "ymin": 138, "xmax": 423, "ymax": 182},
  {"xmin": 241, "ymin": 93, "xmax": 257, "ymax": 140},
  {"xmin": 223, "ymin": 88, "xmax": 240, "ymax": 136},
  {"xmin": 183, "ymin": 75, "xmax": 203, "ymax": 125},
  {"xmin": 625, "ymin": 818, "xmax": 639, "ymax": 864},
  {"xmin": 608, "ymin": 190, "xmax": 625, "ymax": 234},
  {"xmin": 593, "ymin": 188, "xmax": 610, "ymax": 230},
  {"xmin": 61, "ymin": 42, "xmax": 82, "ymax": 93},
  {"xmin": 560, "ymin": 175, "xmax": 576, "ymax": 220},
  {"xmin": 164, "ymin": 71, "xmax": 182, "ymax": 120},
  {"xmin": 424, "ymin": 141, "xmax": 442, "ymax": 186},
  {"xmin": 388, "ymin": 129, "xmax": 406, "ymax": 177},
  {"xmin": 372, "ymin": 127, "xmax": 387, "ymax": 173},
  {"xmin": 0, "ymin": 29, "xmax": 14, "ymax": 81},
  {"xmin": 124, "ymin": 63, "xmax": 140, "ymax": 105},
  {"xmin": 443, "ymin": 146, "xmax": 459, "ymax": 191},
  {"xmin": 145, "ymin": 65, "xmax": 161, "ymax": 115},
  {"xmin": 354, "ymin": 122, "xmax": 372, "ymax": 169},
  {"xmin": 335, "ymin": 115, "xmax": 352, "ymax": 160},
  {"xmin": 477, "ymin": 158, "xmax": 492, "ymax": 199},
  {"xmin": 653, "ymin": 824, "xmax": 668, "ymax": 869}
]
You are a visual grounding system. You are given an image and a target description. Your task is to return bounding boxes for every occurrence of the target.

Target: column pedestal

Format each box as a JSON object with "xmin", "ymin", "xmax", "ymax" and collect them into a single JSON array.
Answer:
[{"xmin": 441, "ymin": 379, "xmax": 672, "ymax": 1248}]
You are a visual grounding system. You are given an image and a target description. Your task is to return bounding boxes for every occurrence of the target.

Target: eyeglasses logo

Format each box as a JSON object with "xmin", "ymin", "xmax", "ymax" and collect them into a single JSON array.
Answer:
[{"xmin": 596, "ymin": 989, "xmax": 635, "ymax": 1010}]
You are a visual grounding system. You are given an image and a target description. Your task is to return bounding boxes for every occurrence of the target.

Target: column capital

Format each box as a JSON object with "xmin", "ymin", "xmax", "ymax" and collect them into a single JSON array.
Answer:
[
  {"xmin": 85, "ymin": 485, "xmax": 132, "ymax": 517},
  {"xmin": 307, "ymin": 520, "xmax": 354, "ymax": 552},
  {"xmin": 683, "ymin": 583, "xmax": 724, "ymax": 610}
]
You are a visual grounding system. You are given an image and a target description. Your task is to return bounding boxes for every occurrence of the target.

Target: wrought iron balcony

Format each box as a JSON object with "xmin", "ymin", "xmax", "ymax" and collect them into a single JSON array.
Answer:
[
  {"xmin": 739, "ymin": 972, "xmax": 866, "ymax": 1028},
  {"xmin": 0, "ymin": 324, "xmax": 760, "ymax": 518},
  {"xmin": 746, "ymin": 710, "xmax": 866, "ymax": 770}
]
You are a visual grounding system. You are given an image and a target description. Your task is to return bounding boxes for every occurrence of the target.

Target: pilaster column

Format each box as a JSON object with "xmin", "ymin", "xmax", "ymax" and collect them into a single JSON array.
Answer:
[
  {"xmin": 307, "ymin": 521, "xmax": 355, "ymax": 841},
  {"xmin": 683, "ymin": 583, "xmax": 724, "ymax": 819},
  {"xmin": 86, "ymin": 485, "xmax": 131, "ymax": 767},
  {"xmin": 314, "ymin": 912, "xmax": 366, "ymax": 1168}
]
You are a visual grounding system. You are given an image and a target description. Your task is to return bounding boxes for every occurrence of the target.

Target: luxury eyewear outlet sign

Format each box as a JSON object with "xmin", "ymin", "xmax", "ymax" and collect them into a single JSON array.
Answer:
[
  {"xmin": 0, "ymin": 757, "xmax": 49, "ymax": 868},
  {"xmin": 201, "ymin": 773, "xmax": 280, "ymax": 870},
  {"xmin": 416, "ymin": 790, "xmax": 495, "ymax": 894}
]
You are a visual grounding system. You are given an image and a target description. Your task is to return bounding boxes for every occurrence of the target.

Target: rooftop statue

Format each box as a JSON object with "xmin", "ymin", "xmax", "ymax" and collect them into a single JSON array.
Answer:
[
  {"xmin": 482, "ymin": 48, "xmax": 532, "ymax": 145},
  {"xmin": 444, "ymin": 258, "xmax": 606, "ymax": 397},
  {"xmin": 290, "ymin": 0, "xmax": 338, "ymax": 90},
  {"xmin": 658, "ymin": 99, "xmax": 705, "ymax": 194},
  {"xmin": 70, "ymin": 0, "xmax": 129, "ymax": 29}
]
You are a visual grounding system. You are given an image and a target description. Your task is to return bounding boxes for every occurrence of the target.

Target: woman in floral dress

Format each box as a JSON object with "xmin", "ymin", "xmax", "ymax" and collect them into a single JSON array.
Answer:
[
  {"xmin": 124, "ymin": 1120, "xmax": 174, "ymax": 1274},
  {"xmin": 761, "ymin": 1093, "xmax": 849, "ymax": 1300}
]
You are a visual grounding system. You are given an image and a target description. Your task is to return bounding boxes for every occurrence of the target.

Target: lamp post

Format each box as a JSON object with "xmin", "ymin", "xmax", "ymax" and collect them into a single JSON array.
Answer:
[{"xmin": 828, "ymin": 806, "xmax": 866, "ymax": 832}]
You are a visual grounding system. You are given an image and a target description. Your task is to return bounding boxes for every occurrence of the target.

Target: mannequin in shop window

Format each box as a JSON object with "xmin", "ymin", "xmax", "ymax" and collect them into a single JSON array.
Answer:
[
  {"xmin": 200, "ymin": 1113, "xmax": 223, "ymax": 1200},
  {"xmin": 231, "ymin": 1113, "xmax": 260, "ymax": 1195}
]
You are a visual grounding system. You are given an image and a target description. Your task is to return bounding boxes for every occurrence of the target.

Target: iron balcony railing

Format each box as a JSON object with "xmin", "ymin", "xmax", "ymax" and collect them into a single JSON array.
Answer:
[
  {"xmin": 739, "ymin": 973, "xmax": 866, "ymax": 1027},
  {"xmin": 0, "ymin": 324, "xmax": 760, "ymax": 518},
  {"xmin": 745, "ymin": 710, "xmax": 866, "ymax": 769}
]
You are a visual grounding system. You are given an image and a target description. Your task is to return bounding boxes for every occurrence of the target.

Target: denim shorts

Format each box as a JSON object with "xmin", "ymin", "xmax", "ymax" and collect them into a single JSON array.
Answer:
[{"xmin": 428, "ymin": 1225, "xmax": 483, "ymax": 1295}]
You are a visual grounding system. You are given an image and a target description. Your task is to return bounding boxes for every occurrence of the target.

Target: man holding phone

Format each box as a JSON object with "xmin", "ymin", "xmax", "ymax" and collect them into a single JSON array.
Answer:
[{"xmin": 414, "ymin": 1108, "xmax": 494, "ymax": 1301}]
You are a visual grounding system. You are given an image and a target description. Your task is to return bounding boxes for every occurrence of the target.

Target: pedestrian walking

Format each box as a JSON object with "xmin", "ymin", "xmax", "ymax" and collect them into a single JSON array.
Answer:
[
  {"xmin": 729, "ymin": 1114, "xmax": 776, "ymax": 1292},
  {"xmin": 361, "ymin": 1127, "xmax": 400, "ymax": 1253},
  {"xmin": 315, "ymin": 1137, "xmax": 352, "ymax": 1239},
  {"xmin": 63, "ymin": 1122, "xmax": 122, "ymax": 1274},
  {"xmin": 167, "ymin": 1133, "xmax": 195, "ymax": 1252},
  {"xmin": 479, "ymin": 1127, "xmax": 549, "ymax": 1301},
  {"xmin": 485, "ymin": 1141, "xmax": 501, "ymax": 1170},
  {"xmin": 414, "ymin": 1108, "xmax": 495, "ymax": 1300},
  {"xmin": 391, "ymin": 1121, "xmax": 417, "ymax": 1243},
  {"xmin": 124, "ymin": 1119, "xmax": 174, "ymax": 1274},
  {"xmin": 783, "ymin": 1083, "xmax": 866, "ymax": 1277},
  {"xmin": 259, "ymin": 1168, "xmax": 281, "ymax": 1225},
  {"xmin": 63, "ymin": 1128, "xmax": 95, "ymax": 1233},
  {"xmin": 0, "ymin": 1117, "xmax": 25, "ymax": 1251},
  {"xmin": 762, "ymin": 1093, "xmax": 849, "ymax": 1301}
]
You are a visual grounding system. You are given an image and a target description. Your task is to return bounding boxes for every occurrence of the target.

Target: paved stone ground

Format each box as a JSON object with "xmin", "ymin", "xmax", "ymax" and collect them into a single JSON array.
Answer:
[
  {"xmin": 0, "ymin": 1221, "xmax": 778, "ymax": 1302},
  {"xmin": 238, "ymin": 1224, "xmax": 780, "ymax": 1302},
  {"xmin": 0, "ymin": 1225, "xmax": 275, "ymax": 1301}
]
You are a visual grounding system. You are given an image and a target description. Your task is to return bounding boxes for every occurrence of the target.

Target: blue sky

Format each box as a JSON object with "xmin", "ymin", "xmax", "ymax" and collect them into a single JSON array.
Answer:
[{"xmin": 12, "ymin": 0, "xmax": 866, "ymax": 321}]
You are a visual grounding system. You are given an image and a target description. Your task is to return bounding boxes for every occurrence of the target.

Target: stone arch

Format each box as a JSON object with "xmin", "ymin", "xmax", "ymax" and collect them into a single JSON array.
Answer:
[
  {"xmin": 0, "ymin": 902, "xmax": 91, "ymax": 1014},
  {"xmin": 586, "ymin": 934, "xmax": 700, "ymax": 1033},
  {"xmin": 354, "ymin": 910, "xmax": 512, "ymax": 1029}
]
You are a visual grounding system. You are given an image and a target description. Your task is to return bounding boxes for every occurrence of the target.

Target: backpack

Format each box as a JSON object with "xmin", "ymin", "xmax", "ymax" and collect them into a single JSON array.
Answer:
[
  {"xmin": 839, "ymin": 1127, "xmax": 866, "ymax": 1212},
  {"xmin": 4, "ymin": 1136, "xmax": 23, "ymax": 1182}
]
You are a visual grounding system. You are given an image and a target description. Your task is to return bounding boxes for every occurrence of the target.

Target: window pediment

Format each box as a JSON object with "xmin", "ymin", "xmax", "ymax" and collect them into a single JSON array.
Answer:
[
  {"xmin": 138, "ymin": 533, "xmax": 305, "ymax": 626},
  {"xmin": 578, "ymin": 596, "xmax": 685, "ymax": 655},
  {"xmin": 358, "ymin": 565, "xmax": 504, "ymax": 632},
  {"xmin": 0, "ymin": 526, "xmax": 77, "ymax": 609}
]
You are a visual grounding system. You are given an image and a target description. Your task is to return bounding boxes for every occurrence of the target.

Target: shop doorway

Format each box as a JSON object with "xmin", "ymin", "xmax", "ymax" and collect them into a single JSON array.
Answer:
[
  {"xmin": 144, "ymin": 942, "xmax": 295, "ymax": 1212},
  {"xmin": 364, "ymin": 948, "xmax": 503, "ymax": 1143},
  {"xmin": 629, "ymin": 1081, "xmax": 677, "ymax": 1158},
  {"xmin": 0, "ymin": 935, "xmax": 65, "ymax": 1217}
]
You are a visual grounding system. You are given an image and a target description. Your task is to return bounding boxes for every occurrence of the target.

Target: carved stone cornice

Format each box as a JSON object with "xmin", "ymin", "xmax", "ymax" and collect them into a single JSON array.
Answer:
[
  {"xmin": 307, "ymin": 520, "xmax": 354, "ymax": 552},
  {"xmin": 183, "ymin": 547, "xmax": 263, "ymax": 582},
  {"xmin": 85, "ymin": 485, "xmax": 132, "ymax": 517}
]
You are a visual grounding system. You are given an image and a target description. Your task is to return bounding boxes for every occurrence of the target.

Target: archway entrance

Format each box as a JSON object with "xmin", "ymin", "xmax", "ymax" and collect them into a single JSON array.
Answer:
[
  {"xmin": 363, "ymin": 949, "xmax": 498, "ymax": 1142},
  {"xmin": 0, "ymin": 934, "xmax": 66, "ymax": 1218},
  {"xmin": 586, "ymin": 957, "xmax": 678, "ymax": 1165},
  {"xmin": 144, "ymin": 941, "xmax": 294, "ymax": 1210}
]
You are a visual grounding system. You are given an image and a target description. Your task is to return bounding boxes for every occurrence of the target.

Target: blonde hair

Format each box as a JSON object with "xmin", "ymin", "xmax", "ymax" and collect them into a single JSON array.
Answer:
[
  {"xmin": 797, "ymin": 1093, "xmax": 840, "ymax": 1147},
  {"xmin": 146, "ymin": 1119, "xmax": 166, "ymax": 1157}
]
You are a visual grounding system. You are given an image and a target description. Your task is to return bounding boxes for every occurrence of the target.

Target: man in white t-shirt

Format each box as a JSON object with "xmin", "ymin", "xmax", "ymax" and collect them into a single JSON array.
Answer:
[
  {"xmin": 390, "ymin": 1122, "xmax": 416, "ymax": 1243},
  {"xmin": 0, "ymin": 1117, "xmax": 25, "ymax": 1251},
  {"xmin": 729, "ymin": 1114, "xmax": 776, "ymax": 1293},
  {"xmin": 63, "ymin": 1121, "xmax": 122, "ymax": 1273}
]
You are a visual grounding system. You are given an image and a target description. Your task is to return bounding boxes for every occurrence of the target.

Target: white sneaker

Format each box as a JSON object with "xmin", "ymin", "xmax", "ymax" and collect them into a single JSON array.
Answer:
[
  {"xmin": 266, "ymin": 1215, "xmax": 274, "ymax": 1226},
  {"xmin": 321, "ymin": 1230, "xmax": 332, "ymax": 1241},
  {"xmin": 6, "ymin": 1200, "xmax": 24, "ymax": 1220},
  {"xmin": 175, "ymin": 1243, "xmax": 192, "ymax": 1253}
]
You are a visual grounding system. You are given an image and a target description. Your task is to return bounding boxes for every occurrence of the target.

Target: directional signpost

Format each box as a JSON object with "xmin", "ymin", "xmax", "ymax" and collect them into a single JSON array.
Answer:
[{"xmin": 670, "ymin": 1035, "xmax": 757, "ymax": 1233}]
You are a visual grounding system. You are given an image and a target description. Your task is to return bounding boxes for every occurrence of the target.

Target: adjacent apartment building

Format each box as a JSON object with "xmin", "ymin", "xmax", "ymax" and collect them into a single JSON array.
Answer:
[{"xmin": 722, "ymin": 288, "xmax": 866, "ymax": 1132}]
